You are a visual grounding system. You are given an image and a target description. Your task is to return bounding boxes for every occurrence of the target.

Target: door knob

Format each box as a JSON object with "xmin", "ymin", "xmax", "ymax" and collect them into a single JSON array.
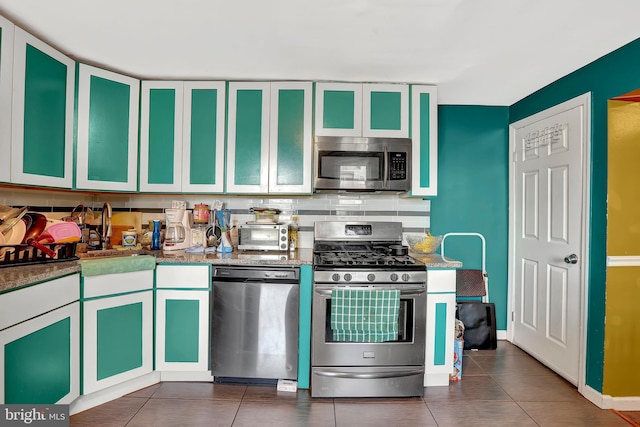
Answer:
[{"xmin": 564, "ymin": 254, "xmax": 578, "ymax": 264}]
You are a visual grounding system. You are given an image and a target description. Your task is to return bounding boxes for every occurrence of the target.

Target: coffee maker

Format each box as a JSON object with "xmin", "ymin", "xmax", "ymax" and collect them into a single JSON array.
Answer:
[{"xmin": 163, "ymin": 208, "xmax": 192, "ymax": 251}]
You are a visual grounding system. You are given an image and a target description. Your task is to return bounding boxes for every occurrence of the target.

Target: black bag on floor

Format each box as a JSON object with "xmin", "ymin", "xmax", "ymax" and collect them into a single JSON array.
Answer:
[{"xmin": 456, "ymin": 301, "xmax": 497, "ymax": 350}]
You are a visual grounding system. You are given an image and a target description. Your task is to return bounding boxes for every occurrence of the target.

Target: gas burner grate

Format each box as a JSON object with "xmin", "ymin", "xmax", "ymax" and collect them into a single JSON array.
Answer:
[{"xmin": 315, "ymin": 251, "xmax": 417, "ymax": 267}]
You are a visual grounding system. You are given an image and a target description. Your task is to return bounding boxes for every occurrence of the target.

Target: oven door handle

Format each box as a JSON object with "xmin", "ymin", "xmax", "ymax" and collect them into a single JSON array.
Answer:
[
  {"xmin": 314, "ymin": 288, "xmax": 425, "ymax": 297},
  {"xmin": 314, "ymin": 368, "xmax": 424, "ymax": 379}
]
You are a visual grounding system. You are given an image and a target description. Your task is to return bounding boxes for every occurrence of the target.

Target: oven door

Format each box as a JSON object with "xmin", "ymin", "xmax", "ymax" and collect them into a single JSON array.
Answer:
[
  {"xmin": 312, "ymin": 285, "xmax": 426, "ymax": 367},
  {"xmin": 238, "ymin": 225, "xmax": 288, "ymax": 251},
  {"xmin": 315, "ymin": 149, "xmax": 386, "ymax": 191}
]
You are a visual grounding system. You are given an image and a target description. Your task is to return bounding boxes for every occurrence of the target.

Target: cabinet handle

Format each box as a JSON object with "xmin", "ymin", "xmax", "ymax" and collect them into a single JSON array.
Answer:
[{"xmin": 383, "ymin": 146, "xmax": 389, "ymax": 188}]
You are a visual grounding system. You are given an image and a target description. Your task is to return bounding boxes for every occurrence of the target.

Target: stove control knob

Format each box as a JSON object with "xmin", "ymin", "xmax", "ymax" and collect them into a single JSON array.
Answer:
[
  {"xmin": 332, "ymin": 273, "xmax": 340, "ymax": 282},
  {"xmin": 401, "ymin": 273, "xmax": 411, "ymax": 282},
  {"xmin": 367, "ymin": 273, "xmax": 375, "ymax": 282},
  {"xmin": 344, "ymin": 273, "xmax": 352, "ymax": 282},
  {"xmin": 390, "ymin": 273, "xmax": 399, "ymax": 282}
]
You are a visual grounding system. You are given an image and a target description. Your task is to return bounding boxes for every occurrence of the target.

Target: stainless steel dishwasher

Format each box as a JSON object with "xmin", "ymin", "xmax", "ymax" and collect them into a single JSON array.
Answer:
[{"xmin": 211, "ymin": 265, "xmax": 299, "ymax": 381}]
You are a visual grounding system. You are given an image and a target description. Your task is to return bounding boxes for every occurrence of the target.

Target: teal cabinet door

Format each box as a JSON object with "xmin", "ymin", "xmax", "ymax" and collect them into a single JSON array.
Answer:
[
  {"xmin": 315, "ymin": 82, "xmax": 362, "ymax": 137},
  {"xmin": 76, "ymin": 64, "xmax": 140, "ymax": 191},
  {"xmin": 228, "ymin": 81, "xmax": 312, "ymax": 194},
  {"xmin": 155, "ymin": 290, "xmax": 210, "ymax": 372},
  {"xmin": 83, "ymin": 291, "xmax": 153, "ymax": 394},
  {"xmin": 315, "ymin": 82, "xmax": 408, "ymax": 138},
  {"xmin": 269, "ymin": 82, "xmax": 313, "ymax": 194},
  {"xmin": 410, "ymin": 85, "xmax": 438, "ymax": 197},
  {"xmin": 0, "ymin": 16, "xmax": 14, "ymax": 183},
  {"xmin": 182, "ymin": 81, "xmax": 226, "ymax": 193},
  {"xmin": 226, "ymin": 82, "xmax": 271, "ymax": 193},
  {"xmin": 140, "ymin": 81, "xmax": 226, "ymax": 193},
  {"xmin": 0, "ymin": 303, "xmax": 80, "ymax": 404},
  {"xmin": 140, "ymin": 81, "xmax": 183, "ymax": 192},
  {"xmin": 11, "ymin": 28, "xmax": 75, "ymax": 188},
  {"xmin": 363, "ymin": 83, "xmax": 409, "ymax": 138},
  {"xmin": 424, "ymin": 269, "xmax": 456, "ymax": 387},
  {"xmin": 155, "ymin": 265, "xmax": 211, "ymax": 375}
]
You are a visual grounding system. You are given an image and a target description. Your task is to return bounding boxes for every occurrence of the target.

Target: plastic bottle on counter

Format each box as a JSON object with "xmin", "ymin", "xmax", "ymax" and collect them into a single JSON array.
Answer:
[
  {"xmin": 289, "ymin": 216, "xmax": 299, "ymax": 252},
  {"xmin": 151, "ymin": 220, "xmax": 161, "ymax": 250}
]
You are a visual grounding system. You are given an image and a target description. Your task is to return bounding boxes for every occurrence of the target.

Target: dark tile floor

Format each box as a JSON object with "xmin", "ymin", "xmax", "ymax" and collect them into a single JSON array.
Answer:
[{"xmin": 70, "ymin": 341, "xmax": 639, "ymax": 426}]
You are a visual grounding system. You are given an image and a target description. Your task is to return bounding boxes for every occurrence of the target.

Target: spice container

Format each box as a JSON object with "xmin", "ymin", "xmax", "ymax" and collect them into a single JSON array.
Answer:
[{"xmin": 289, "ymin": 216, "xmax": 299, "ymax": 251}]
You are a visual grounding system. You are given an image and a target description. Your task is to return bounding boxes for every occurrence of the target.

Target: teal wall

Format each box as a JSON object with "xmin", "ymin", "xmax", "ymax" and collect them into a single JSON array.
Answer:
[
  {"xmin": 430, "ymin": 106, "xmax": 509, "ymax": 330},
  {"xmin": 509, "ymin": 37, "xmax": 640, "ymax": 393}
]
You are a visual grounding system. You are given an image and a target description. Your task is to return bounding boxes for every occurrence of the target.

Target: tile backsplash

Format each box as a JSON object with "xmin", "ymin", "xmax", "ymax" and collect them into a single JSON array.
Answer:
[{"xmin": 0, "ymin": 186, "xmax": 431, "ymax": 249}]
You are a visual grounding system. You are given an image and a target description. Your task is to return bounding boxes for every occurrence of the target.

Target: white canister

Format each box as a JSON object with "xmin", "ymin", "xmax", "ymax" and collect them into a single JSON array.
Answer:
[{"xmin": 122, "ymin": 230, "xmax": 137, "ymax": 247}]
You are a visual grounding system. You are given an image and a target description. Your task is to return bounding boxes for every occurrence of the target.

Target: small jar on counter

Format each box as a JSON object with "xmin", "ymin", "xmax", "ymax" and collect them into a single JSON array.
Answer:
[
  {"xmin": 122, "ymin": 230, "xmax": 137, "ymax": 247},
  {"xmin": 193, "ymin": 203, "xmax": 210, "ymax": 224}
]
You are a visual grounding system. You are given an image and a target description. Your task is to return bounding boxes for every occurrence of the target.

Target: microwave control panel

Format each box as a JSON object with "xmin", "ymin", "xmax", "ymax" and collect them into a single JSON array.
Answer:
[{"xmin": 388, "ymin": 152, "xmax": 408, "ymax": 180}]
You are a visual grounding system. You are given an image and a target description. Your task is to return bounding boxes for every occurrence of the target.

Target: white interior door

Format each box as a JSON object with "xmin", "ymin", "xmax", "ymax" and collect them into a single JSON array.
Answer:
[{"xmin": 510, "ymin": 94, "xmax": 590, "ymax": 386}]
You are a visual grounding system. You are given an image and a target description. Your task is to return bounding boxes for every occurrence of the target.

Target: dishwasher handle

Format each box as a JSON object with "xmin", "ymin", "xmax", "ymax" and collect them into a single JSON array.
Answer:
[{"xmin": 213, "ymin": 266, "xmax": 299, "ymax": 281}]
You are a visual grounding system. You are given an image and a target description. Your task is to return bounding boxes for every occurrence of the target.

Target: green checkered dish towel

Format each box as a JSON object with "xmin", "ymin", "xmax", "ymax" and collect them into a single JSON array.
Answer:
[{"xmin": 330, "ymin": 288, "xmax": 400, "ymax": 342}]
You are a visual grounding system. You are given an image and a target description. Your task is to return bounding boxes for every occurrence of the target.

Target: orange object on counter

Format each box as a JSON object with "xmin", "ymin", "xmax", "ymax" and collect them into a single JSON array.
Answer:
[{"xmin": 193, "ymin": 203, "xmax": 210, "ymax": 224}]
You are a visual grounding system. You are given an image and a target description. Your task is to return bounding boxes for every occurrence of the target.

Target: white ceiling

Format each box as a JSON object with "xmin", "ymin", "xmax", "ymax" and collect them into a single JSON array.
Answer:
[{"xmin": 1, "ymin": 0, "xmax": 640, "ymax": 105}]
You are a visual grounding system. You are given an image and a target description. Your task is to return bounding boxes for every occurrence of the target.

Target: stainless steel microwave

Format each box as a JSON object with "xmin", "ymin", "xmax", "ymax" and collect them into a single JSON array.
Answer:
[
  {"xmin": 314, "ymin": 136, "xmax": 411, "ymax": 192},
  {"xmin": 238, "ymin": 223, "xmax": 289, "ymax": 251}
]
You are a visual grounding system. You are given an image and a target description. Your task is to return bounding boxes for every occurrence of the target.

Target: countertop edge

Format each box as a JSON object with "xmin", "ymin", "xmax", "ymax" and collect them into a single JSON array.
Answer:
[{"xmin": 1, "ymin": 249, "xmax": 462, "ymax": 293}]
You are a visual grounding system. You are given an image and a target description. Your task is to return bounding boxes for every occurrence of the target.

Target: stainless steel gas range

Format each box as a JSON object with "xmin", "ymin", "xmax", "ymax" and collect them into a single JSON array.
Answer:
[{"xmin": 311, "ymin": 221, "xmax": 426, "ymax": 398}]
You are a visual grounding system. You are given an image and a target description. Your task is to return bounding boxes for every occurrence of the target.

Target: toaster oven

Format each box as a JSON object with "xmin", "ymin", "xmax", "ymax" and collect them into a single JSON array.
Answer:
[{"xmin": 238, "ymin": 223, "xmax": 289, "ymax": 251}]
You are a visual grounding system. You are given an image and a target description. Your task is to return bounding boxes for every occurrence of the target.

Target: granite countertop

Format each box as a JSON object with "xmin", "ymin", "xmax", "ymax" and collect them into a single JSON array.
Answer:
[
  {"xmin": 0, "ymin": 261, "xmax": 81, "ymax": 293},
  {"xmin": 0, "ymin": 248, "xmax": 461, "ymax": 294},
  {"xmin": 411, "ymin": 253, "xmax": 463, "ymax": 268},
  {"xmin": 155, "ymin": 248, "xmax": 315, "ymax": 266}
]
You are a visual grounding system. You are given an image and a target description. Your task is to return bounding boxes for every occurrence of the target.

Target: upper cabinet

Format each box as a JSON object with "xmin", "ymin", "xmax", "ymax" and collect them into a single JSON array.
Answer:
[
  {"xmin": 76, "ymin": 64, "xmax": 140, "ymax": 192},
  {"xmin": 269, "ymin": 82, "xmax": 313, "ymax": 193},
  {"xmin": 0, "ymin": 16, "xmax": 13, "ymax": 183},
  {"xmin": 139, "ymin": 81, "xmax": 226, "ymax": 193},
  {"xmin": 227, "ymin": 81, "xmax": 312, "ymax": 194},
  {"xmin": 140, "ymin": 81, "xmax": 183, "ymax": 193},
  {"xmin": 410, "ymin": 85, "xmax": 438, "ymax": 197},
  {"xmin": 315, "ymin": 82, "xmax": 409, "ymax": 138},
  {"xmin": 11, "ymin": 28, "xmax": 75, "ymax": 188},
  {"xmin": 226, "ymin": 82, "xmax": 270, "ymax": 193}
]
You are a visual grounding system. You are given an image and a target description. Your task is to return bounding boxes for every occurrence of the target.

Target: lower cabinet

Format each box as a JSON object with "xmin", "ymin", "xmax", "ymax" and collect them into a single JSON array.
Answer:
[
  {"xmin": 156, "ymin": 290, "xmax": 210, "ymax": 372},
  {"xmin": 155, "ymin": 264, "xmax": 211, "ymax": 376},
  {"xmin": 425, "ymin": 269, "xmax": 456, "ymax": 387},
  {"xmin": 0, "ymin": 274, "xmax": 80, "ymax": 404},
  {"xmin": 82, "ymin": 271, "xmax": 154, "ymax": 394}
]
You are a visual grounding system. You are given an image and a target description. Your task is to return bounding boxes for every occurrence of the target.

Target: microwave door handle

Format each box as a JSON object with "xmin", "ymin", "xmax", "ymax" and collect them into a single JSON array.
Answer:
[{"xmin": 383, "ymin": 146, "xmax": 389, "ymax": 188}]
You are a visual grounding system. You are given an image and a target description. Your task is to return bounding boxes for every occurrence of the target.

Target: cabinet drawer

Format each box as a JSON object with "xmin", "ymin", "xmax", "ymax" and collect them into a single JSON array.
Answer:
[
  {"xmin": 83, "ymin": 270, "xmax": 154, "ymax": 298},
  {"xmin": 155, "ymin": 265, "xmax": 210, "ymax": 289},
  {"xmin": 0, "ymin": 274, "xmax": 79, "ymax": 330}
]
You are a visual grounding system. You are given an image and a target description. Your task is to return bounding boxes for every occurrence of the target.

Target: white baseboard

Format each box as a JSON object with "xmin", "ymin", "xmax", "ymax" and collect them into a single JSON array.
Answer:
[
  {"xmin": 497, "ymin": 330, "xmax": 507, "ymax": 340},
  {"xmin": 160, "ymin": 371, "xmax": 213, "ymax": 382},
  {"xmin": 69, "ymin": 372, "xmax": 161, "ymax": 415},
  {"xmin": 581, "ymin": 384, "xmax": 640, "ymax": 410}
]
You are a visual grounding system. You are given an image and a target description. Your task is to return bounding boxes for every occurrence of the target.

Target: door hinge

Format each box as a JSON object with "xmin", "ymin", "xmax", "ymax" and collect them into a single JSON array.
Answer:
[{"xmin": 511, "ymin": 311, "xmax": 514, "ymax": 321}]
